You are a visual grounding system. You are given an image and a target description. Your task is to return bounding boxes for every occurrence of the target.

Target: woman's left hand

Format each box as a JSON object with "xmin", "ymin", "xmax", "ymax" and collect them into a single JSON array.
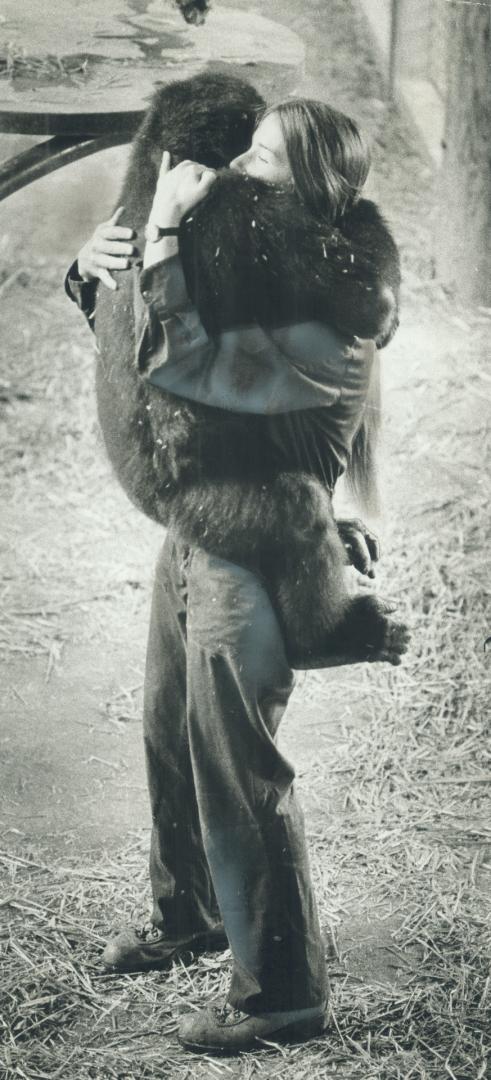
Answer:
[{"xmin": 148, "ymin": 150, "xmax": 217, "ymax": 228}]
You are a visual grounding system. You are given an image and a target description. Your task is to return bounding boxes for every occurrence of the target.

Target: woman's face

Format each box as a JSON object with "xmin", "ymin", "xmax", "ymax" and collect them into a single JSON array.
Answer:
[{"xmin": 230, "ymin": 112, "xmax": 293, "ymax": 184}]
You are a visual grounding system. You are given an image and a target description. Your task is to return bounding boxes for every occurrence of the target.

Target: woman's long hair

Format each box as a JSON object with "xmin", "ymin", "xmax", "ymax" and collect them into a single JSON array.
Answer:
[
  {"xmin": 346, "ymin": 353, "xmax": 381, "ymax": 515},
  {"xmin": 265, "ymin": 98, "xmax": 371, "ymax": 224},
  {"xmin": 263, "ymin": 99, "xmax": 379, "ymax": 512}
]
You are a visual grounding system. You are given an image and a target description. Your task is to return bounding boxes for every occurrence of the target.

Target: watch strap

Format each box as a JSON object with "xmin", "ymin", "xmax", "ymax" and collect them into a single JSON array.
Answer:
[{"xmin": 144, "ymin": 223, "xmax": 180, "ymax": 243}]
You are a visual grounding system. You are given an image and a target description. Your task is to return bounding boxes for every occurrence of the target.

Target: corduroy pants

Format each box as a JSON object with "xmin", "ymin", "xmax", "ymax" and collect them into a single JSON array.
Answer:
[{"xmin": 143, "ymin": 530, "xmax": 328, "ymax": 1014}]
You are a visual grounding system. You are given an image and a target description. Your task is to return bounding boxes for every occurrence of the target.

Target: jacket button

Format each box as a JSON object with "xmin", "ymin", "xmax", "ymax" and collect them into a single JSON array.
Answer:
[{"xmin": 142, "ymin": 290, "xmax": 152, "ymax": 301}]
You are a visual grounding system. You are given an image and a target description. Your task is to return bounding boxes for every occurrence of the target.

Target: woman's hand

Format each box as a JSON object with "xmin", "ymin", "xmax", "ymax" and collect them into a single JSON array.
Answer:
[
  {"xmin": 77, "ymin": 207, "xmax": 136, "ymax": 291},
  {"xmin": 148, "ymin": 150, "xmax": 217, "ymax": 228}
]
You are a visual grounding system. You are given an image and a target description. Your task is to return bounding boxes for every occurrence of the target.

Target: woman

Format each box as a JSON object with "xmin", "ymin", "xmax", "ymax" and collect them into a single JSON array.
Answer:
[
  {"xmin": 68, "ymin": 93, "xmax": 406, "ymax": 1054},
  {"xmin": 74, "ymin": 92, "xmax": 402, "ymax": 663}
]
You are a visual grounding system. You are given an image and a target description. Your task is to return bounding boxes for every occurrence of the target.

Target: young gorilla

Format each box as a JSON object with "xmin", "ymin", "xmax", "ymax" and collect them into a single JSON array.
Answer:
[{"xmin": 93, "ymin": 72, "xmax": 407, "ymax": 666}]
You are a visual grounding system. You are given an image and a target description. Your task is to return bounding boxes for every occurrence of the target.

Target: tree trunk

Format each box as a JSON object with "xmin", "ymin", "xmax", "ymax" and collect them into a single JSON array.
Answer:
[{"xmin": 436, "ymin": 3, "xmax": 491, "ymax": 305}]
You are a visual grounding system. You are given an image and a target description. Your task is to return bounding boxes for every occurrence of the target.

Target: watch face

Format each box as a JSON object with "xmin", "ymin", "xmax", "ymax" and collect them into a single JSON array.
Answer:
[{"xmin": 144, "ymin": 223, "xmax": 161, "ymax": 243}]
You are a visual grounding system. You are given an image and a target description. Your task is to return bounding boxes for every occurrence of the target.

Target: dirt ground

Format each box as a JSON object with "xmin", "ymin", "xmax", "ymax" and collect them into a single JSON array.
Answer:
[{"xmin": 1, "ymin": 1, "xmax": 490, "ymax": 1077}]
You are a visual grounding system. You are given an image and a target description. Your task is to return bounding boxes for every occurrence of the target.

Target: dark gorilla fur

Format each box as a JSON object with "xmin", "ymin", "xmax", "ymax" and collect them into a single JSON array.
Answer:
[
  {"xmin": 94, "ymin": 72, "xmax": 401, "ymax": 663},
  {"xmin": 175, "ymin": 0, "xmax": 210, "ymax": 24},
  {"xmin": 180, "ymin": 171, "xmax": 398, "ymax": 346}
]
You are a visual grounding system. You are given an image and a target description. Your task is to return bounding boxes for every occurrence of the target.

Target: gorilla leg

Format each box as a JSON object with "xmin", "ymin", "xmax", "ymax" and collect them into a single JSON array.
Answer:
[{"xmin": 160, "ymin": 472, "xmax": 409, "ymax": 666}]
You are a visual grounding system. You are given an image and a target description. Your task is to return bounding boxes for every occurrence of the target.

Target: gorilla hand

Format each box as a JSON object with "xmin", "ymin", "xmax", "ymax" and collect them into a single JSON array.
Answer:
[{"xmin": 337, "ymin": 517, "xmax": 380, "ymax": 578}]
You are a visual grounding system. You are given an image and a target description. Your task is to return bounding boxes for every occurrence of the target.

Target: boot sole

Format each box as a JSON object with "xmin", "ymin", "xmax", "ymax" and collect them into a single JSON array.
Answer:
[{"xmin": 178, "ymin": 1012, "xmax": 328, "ymax": 1055}]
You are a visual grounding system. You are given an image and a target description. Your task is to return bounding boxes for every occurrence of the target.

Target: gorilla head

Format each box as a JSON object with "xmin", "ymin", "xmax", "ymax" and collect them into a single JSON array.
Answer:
[{"xmin": 119, "ymin": 72, "xmax": 265, "ymax": 230}]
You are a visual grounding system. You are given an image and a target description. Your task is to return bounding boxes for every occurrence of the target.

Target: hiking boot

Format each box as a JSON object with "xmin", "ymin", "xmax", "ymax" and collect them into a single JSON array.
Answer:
[
  {"xmin": 101, "ymin": 922, "xmax": 228, "ymax": 973},
  {"xmin": 177, "ymin": 1001, "xmax": 328, "ymax": 1054}
]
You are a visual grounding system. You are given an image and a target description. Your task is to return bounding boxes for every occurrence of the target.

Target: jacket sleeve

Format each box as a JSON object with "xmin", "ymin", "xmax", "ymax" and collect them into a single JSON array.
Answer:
[
  {"xmin": 136, "ymin": 255, "xmax": 356, "ymax": 415},
  {"xmin": 64, "ymin": 261, "xmax": 98, "ymax": 334}
]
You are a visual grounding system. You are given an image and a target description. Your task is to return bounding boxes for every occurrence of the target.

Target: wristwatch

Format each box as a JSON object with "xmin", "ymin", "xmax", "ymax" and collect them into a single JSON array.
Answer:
[{"xmin": 144, "ymin": 223, "xmax": 180, "ymax": 243}]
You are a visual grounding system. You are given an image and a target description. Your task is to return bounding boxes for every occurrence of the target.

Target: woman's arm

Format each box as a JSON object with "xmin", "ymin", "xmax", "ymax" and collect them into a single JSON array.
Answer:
[
  {"xmin": 65, "ymin": 261, "xmax": 98, "ymax": 333},
  {"xmin": 65, "ymin": 208, "xmax": 138, "ymax": 331},
  {"xmin": 142, "ymin": 151, "xmax": 216, "ymax": 268},
  {"xmin": 78, "ymin": 206, "xmax": 137, "ymax": 290},
  {"xmin": 136, "ymin": 253, "xmax": 359, "ymax": 414},
  {"xmin": 66, "ymin": 157, "xmax": 374, "ymax": 424},
  {"xmin": 65, "ymin": 207, "xmax": 351, "ymax": 415},
  {"xmin": 133, "ymin": 153, "xmax": 352, "ymax": 414}
]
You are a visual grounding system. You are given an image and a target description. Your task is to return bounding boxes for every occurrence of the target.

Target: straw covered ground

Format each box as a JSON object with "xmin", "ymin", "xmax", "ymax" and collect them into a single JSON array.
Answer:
[{"xmin": 1, "ymin": 0, "xmax": 490, "ymax": 1076}]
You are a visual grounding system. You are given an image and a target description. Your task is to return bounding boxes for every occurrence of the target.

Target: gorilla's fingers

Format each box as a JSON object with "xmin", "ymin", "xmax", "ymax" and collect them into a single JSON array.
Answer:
[
  {"xmin": 365, "ymin": 529, "xmax": 381, "ymax": 563},
  {"xmin": 337, "ymin": 518, "xmax": 380, "ymax": 576},
  {"xmin": 348, "ymin": 532, "xmax": 373, "ymax": 575},
  {"xmin": 345, "ymin": 529, "xmax": 373, "ymax": 575}
]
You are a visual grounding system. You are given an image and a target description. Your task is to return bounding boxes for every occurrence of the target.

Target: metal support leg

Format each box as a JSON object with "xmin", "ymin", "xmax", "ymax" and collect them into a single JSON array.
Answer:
[{"xmin": 0, "ymin": 133, "xmax": 130, "ymax": 202}]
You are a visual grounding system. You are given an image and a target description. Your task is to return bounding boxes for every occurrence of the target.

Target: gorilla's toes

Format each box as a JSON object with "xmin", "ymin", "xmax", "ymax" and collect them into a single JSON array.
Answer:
[
  {"xmin": 369, "ymin": 617, "xmax": 411, "ymax": 665},
  {"xmin": 348, "ymin": 593, "xmax": 410, "ymax": 665}
]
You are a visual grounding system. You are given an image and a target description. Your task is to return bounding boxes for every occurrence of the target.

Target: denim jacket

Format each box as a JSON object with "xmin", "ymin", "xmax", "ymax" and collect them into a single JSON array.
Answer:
[{"xmin": 65, "ymin": 254, "xmax": 375, "ymax": 487}]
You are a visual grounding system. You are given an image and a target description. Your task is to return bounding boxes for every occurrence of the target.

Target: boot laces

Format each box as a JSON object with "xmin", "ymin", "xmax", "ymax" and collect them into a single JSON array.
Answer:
[
  {"xmin": 214, "ymin": 1003, "xmax": 245, "ymax": 1025},
  {"xmin": 135, "ymin": 921, "xmax": 163, "ymax": 942}
]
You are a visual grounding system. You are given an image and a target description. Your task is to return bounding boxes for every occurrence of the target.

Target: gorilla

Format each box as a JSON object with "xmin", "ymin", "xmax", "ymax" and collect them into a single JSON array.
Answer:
[{"xmin": 91, "ymin": 72, "xmax": 406, "ymax": 666}]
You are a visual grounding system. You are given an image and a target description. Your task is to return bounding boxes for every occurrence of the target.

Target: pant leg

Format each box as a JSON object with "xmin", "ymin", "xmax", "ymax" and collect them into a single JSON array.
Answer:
[
  {"xmin": 143, "ymin": 532, "xmax": 221, "ymax": 937},
  {"xmin": 185, "ymin": 547, "xmax": 328, "ymax": 1014}
]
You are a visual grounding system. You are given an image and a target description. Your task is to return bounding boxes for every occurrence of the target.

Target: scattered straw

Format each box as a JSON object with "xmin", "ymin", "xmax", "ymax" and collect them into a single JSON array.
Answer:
[
  {"xmin": 1, "ymin": 4, "xmax": 490, "ymax": 1074},
  {"xmin": 0, "ymin": 47, "xmax": 88, "ymax": 82}
]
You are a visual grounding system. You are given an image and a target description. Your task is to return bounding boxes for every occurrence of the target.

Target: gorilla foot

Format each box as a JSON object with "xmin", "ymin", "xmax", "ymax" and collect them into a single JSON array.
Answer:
[
  {"xmin": 353, "ymin": 594, "xmax": 411, "ymax": 665},
  {"xmin": 289, "ymin": 594, "xmax": 410, "ymax": 670}
]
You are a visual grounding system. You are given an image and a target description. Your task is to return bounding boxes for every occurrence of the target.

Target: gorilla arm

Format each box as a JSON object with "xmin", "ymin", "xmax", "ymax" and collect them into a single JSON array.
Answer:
[
  {"xmin": 178, "ymin": 173, "xmax": 401, "ymax": 349},
  {"xmin": 160, "ymin": 463, "xmax": 350, "ymax": 661},
  {"xmin": 154, "ymin": 459, "xmax": 407, "ymax": 667}
]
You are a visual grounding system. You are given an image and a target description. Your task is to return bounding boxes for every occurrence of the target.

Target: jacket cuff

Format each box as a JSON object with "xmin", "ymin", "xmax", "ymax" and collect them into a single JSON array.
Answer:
[
  {"xmin": 64, "ymin": 260, "xmax": 97, "ymax": 312},
  {"xmin": 139, "ymin": 254, "xmax": 194, "ymax": 319}
]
